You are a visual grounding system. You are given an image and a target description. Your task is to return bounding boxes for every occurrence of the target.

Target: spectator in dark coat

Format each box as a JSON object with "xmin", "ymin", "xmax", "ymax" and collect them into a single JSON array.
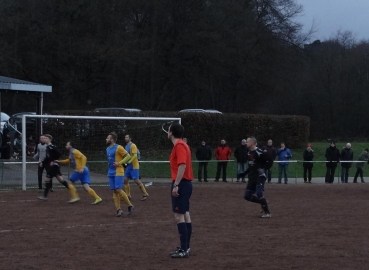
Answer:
[
  {"xmin": 325, "ymin": 141, "xmax": 340, "ymax": 183},
  {"xmin": 234, "ymin": 139, "xmax": 248, "ymax": 183},
  {"xmin": 196, "ymin": 140, "xmax": 212, "ymax": 182},
  {"xmin": 262, "ymin": 139, "xmax": 277, "ymax": 183},
  {"xmin": 0, "ymin": 127, "xmax": 11, "ymax": 159},
  {"xmin": 340, "ymin": 143, "xmax": 354, "ymax": 183},
  {"xmin": 353, "ymin": 149, "xmax": 369, "ymax": 183},
  {"xmin": 303, "ymin": 143, "xmax": 314, "ymax": 183},
  {"xmin": 215, "ymin": 139, "xmax": 231, "ymax": 182}
]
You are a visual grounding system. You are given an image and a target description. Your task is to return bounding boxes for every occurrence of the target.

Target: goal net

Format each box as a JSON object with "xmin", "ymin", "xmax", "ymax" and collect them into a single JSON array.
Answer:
[{"xmin": 3, "ymin": 115, "xmax": 180, "ymax": 190}]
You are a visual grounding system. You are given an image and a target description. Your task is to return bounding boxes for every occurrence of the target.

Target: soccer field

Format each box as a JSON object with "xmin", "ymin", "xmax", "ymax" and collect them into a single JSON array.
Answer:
[{"xmin": 0, "ymin": 183, "xmax": 368, "ymax": 269}]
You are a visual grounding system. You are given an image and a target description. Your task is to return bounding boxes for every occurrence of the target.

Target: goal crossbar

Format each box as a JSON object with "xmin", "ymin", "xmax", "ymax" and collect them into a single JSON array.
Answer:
[{"xmin": 21, "ymin": 114, "xmax": 181, "ymax": 190}]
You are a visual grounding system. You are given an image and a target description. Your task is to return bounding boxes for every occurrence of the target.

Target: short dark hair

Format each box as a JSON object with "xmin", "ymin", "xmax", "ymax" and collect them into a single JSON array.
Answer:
[
  {"xmin": 169, "ymin": 123, "xmax": 184, "ymax": 139},
  {"xmin": 109, "ymin": 132, "xmax": 118, "ymax": 142},
  {"xmin": 68, "ymin": 141, "xmax": 75, "ymax": 148},
  {"xmin": 125, "ymin": 134, "xmax": 131, "ymax": 139}
]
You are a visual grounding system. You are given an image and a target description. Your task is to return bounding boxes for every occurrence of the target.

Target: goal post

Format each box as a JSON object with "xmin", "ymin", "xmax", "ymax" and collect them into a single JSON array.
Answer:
[{"xmin": 21, "ymin": 114, "xmax": 181, "ymax": 190}]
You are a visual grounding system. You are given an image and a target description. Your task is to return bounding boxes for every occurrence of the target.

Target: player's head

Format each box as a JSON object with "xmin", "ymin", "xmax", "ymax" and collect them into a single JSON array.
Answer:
[
  {"xmin": 65, "ymin": 141, "xmax": 75, "ymax": 150},
  {"xmin": 43, "ymin": 134, "xmax": 53, "ymax": 144},
  {"xmin": 106, "ymin": 132, "xmax": 117, "ymax": 145},
  {"xmin": 280, "ymin": 142, "xmax": 285, "ymax": 149},
  {"xmin": 221, "ymin": 139, "xmax": 226, "ymax": 145},
  {"xmin": 168, "ymin": 123, "xmax": 184, "ymax": 140},
  {"xmin": 246, "ymin": 137, "xmax": 257, "ymax": 150},
  {"xmin": 39, "ymin": 135, "xmax": 44, "ymax": 143},
  {"xmin": 241, "ymin": 139, "xmax": 246, "ymax": 145},
  {"xmin": 267, "ymin": 139, "xmax": 273, "ymax": 146},
  {"xmin": 125, "ymin": 134, "xmax": 132, "ymax": 143}
]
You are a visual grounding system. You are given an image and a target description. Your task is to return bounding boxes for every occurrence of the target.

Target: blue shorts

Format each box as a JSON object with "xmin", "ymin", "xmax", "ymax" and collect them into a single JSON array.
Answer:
[
  {"xmin": 109, "ymin": 176, "xmax": 124, "ymax": 190},
  {"xmin": 171, "ymin": 180, "xmax": 193, "ymax": 214},
  {"xmin": 125, "ymin": 167, "xmax": 139, "ymax": 180},
  {"xmin": 69, "ymin": 167, "xmax": 91, "ymax": 185}
]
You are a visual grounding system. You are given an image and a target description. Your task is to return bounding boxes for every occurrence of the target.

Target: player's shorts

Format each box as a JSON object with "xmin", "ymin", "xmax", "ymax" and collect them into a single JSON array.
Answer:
[
  {"xmin": 46, "ymin": 165, "xmax": 62, "ymax": 179},
  {"xmin": 246, "ymin": 176, "xmax": 265, "ymax": 193},
  {"xmin": 124, "ymin": 167, "xmax": 139, "ymax": 180},
  {"xmin": 171, "ymin": 180, "xmax": 193, "ymax": 214},
  {"xmin": 108, "ymin": 176, "xmax": 124, "ymax": 190},
  {"xmin": 69, "ymin": 167, "xmax": 91, "ymax": 185}
]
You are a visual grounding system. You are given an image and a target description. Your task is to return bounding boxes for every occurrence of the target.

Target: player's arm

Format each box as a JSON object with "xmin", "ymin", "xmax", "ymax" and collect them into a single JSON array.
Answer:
[
  {"xmin": 116, "ymin": 145, "xmax": 131, "ymax": 165},
  {"xmin": 73, "ymin": 150, "xmax": 87, "ymax": 172},
  {"xmin": 58, "ymin": 158, "xmax": 70, "ymax": 165},
  {"xmin": 128, "ymin": 144, "xmax": 138, "ymax": 163}
]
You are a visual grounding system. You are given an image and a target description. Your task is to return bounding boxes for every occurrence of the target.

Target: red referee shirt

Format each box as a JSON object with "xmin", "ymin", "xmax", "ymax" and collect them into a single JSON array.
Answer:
[{"xmin": 170, "ymin": 139, "xmax": 194, "ymax": 181}]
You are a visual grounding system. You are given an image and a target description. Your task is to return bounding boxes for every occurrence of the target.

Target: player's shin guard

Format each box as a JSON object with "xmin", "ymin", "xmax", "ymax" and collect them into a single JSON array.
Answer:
[
  {"xmin": 138, "ymin": 183, "xmax": 149, "ymax": 196},
  {"xmin": 124, "ymin": 183, "xmax": 131, "ymax": 197},
  {"xmin": 68, "ymin": 183, "xmax": 78, "ymax": 199},
  {"xmin": 87, "ymin": 188, "xmax": 100, "ymax": 199},
  {"xmin": 113, "ymin": 192, "xmax": 120, "ymax": 210},
  {"xmin": 62, "ymin": 181, "xmax": 69, "ymax": 189},
  {"xmin": 186, "ymin": 223, "xmax": 192, "ymax": 249},
  {"xmin": 118, "ymin": 190, "xmax": 132, "ymax": 206},
  {"xmin": 259, "ymin": 197, "xmax": 270, "ymax": 214},
  {"xmin": 177, "ymin": 222, "xmax": 188, "ymax": 251},
  {"xmin": 44, "ymin": 182, "xmax": 52, "ymax": 197}
]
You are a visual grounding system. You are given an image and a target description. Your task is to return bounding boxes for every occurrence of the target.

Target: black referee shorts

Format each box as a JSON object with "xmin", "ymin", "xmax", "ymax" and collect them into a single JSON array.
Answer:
[
  {"xmin": 46, "ymin": 165, "xmax": 62, "ymax": 179},
  {"xmin": 171, "ymin": 180, "xmax": 193, "ymax": 214}
]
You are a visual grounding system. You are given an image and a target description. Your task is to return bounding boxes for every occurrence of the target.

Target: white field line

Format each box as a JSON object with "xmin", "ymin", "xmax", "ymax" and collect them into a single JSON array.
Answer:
[
  {"xmin": 0, "ymin": 199, "xmax": 37, "ymax": 203},
  {"xmin": 0, "ymin": 220, "xmax": 171, "ymax": 234}
]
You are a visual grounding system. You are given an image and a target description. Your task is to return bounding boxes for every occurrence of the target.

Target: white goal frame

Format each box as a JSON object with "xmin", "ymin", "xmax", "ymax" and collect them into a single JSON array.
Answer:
[{"xmin": 21, "ymin": 115, "xmax": 181, "ymax": 190}]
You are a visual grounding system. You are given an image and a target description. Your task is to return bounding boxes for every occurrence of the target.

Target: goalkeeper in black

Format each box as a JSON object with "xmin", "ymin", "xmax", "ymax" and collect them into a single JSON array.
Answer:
[{"xmin": 241, "ymin": 137, "xmax": 272, "ymax": 218}]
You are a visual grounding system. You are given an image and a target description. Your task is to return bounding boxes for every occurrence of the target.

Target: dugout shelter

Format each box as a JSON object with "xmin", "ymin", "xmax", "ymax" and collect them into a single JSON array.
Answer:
[{"xmin": 0, "ymin": 76, "xmax": 52, "ymax": 135}]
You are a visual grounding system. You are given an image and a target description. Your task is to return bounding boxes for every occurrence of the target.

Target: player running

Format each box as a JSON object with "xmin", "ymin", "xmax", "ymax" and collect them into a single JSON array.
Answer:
[
  {"xmin": 56, "ymin": 141, "xmax": 102, "ymax": 204},
  {"xmin": 123, "ymin": 134, "xmax": 149, "ymax": 201},
  {"xmin": 38, "ymin": 134, "xmax": 69, "ymax": 201},
  {"xmin": 241, "ymin": 137, "xmax": 272, "ymax": 218},
  {"xmin": 106, "ymin": 132, "xmax": 134, "ymax": 216}
]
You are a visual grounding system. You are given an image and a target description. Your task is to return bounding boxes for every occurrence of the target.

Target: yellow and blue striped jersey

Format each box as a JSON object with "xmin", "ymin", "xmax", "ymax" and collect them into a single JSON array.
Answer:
[
  {"xmin": 125, "ymin": 142, "xmax": 139, "ymax": 169},
  {"xmin": 59, "ymin": 149, "xmax": 86, "ymax": 172},
  {"xmin": 106, "ymin": 144, "xmax": 130, "ymax": 176}
]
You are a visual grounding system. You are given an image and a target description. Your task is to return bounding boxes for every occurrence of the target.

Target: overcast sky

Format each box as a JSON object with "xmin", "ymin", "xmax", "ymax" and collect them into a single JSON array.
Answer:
[{"xmin": 294, "ymin": 0, "xmax": 369, "ymax": 41}]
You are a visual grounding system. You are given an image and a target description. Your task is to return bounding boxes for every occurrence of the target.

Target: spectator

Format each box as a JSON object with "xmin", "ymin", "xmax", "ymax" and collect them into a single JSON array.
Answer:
[
  {"xmin": 183, "ymin": 138, "xmax": 188, "ymax": 144},
  {"xmin": 5, "ymin": 117, "xmax": 17, "ymax": 157},
  {"xmin": 0, "ymin": 127, "xmax": 11, "ymax": 159},
  {"xmin": 340, "ymin": 143, "xmax": 353, "ymax": 183},
  {"xmin": 303, "ymin": 143, "xmax": 314, "ymax": 183},
  {"xmin": 325, "ymin": 141, "xmax": 340, "ymax": 184},
  {"xmin": 262, "ymin": 139, "xmax": 277, "ymax": 183},
  {"xmin": 276, "ymin": 142, "xmax": 292, "ymax": 184},
  {"xmin": 353, "ymin": 148, "xmax": 369, "ymax": 183},
  {"xmin": 234, "ymin": 139, "xmax": 248, "ymax": 183},
  {"xmin": 195, "ymin": 140, "xmax": 212, "ymax": 182},
  {"xmin": 215, "ymin": 139, "xmax": 231, "ymax": 182},
  {"xmin": 27, "ymin": 135, "xmax": 36, "ymax": 156},
  {"xmin": 13, "ymin": 133, "xmax": 23, "ymax": 159}
]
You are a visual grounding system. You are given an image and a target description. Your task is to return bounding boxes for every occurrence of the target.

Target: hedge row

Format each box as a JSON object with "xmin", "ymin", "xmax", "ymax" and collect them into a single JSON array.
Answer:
[{"xmin": 50, "ymin": 110, "xmax": 310, "ymax": 149}]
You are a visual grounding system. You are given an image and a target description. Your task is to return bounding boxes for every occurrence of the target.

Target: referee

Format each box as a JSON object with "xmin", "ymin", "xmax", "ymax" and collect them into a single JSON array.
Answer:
[
  {"xmin": 242, "ymin": 137, "xmax": 272, "ymax": 218},
  {"xmin": 167, "ymin": 123, "xmax": 193, "ymax": 258}
]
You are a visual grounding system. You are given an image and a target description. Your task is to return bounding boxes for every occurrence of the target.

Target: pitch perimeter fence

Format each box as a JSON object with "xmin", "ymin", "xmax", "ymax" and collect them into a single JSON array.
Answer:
[{"xmin": 0, "ymin": 160, "xmax": 365, "ymax": 190}]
